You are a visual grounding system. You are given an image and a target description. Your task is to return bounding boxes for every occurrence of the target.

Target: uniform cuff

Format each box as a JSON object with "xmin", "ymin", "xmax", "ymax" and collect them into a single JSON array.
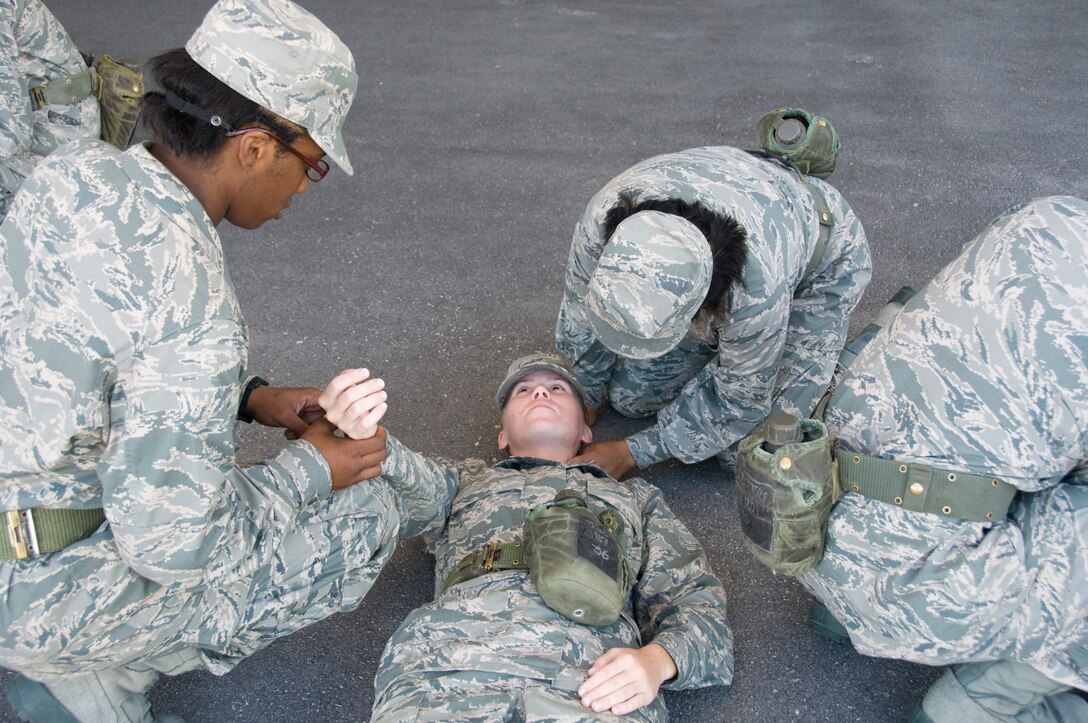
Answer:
[
  {"xmin": 268, "ymin": 440, "xmax": 333, "ymax": 507},
  {"xmin": 626, "ymin": 427, "xmax": 671, "ymax": 468}
]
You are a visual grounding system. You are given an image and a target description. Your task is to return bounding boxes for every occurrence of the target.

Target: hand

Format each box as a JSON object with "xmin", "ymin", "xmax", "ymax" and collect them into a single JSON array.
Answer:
[
  {"xmin": 570, "ymin": 439, "xmax": 636, "ymax": 479},
  {"xmin": 246, "ymin": 384, "xmax": 326, "ymax": 439},
  {"xmin": 302, "ymin": 419, "xmax": 387, "ymax": 489},
  {"xmin": 578, "ymin": 644, "xmax": 677, "ymax": 716},
  {"xmin": 318, "ymin": 368, "xmax": 388, "ymax": 440}
]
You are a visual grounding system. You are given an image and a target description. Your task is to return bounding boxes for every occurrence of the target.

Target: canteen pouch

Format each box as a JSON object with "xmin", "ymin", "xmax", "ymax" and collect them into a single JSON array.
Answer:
[
  {"xmin": 756, "ymin": 107, "xmax": 840, "ymax": 179},
  {"xmin": 523, "ymin": 491, "xmax": 632, "ymax": 627},
  {"xmin": 735, "ymin": 418, "xmax": 839, "ymax": 575},
  {"xmin": 93, "ymin": 55, "xmax": 144, "ymax": 149}
]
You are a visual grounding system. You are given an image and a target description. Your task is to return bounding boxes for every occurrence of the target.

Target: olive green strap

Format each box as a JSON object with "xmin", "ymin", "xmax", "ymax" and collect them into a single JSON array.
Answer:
[
  {"xmin": 795, "ymin": 169, "xmax": 834, "ymax": 281},
  {"xmin": 836, "ymin": 449, "xmax": 1018, "ymax": 522},
  {"xmin": 29, "ymin": 68, "xmax": 94, "ymax": 110},
  {"xmin": 2, "ymin": 508, "xmax": 106, "ymax": 561},
  {"xmin": 442, "ymin": 541, "xmax": 529, "ymax": 592}
]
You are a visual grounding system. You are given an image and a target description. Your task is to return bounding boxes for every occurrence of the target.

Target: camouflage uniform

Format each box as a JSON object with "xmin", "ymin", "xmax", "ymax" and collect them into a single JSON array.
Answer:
[
  {"xmin": 798, "ymin": 197, "xmax": 1088, "ymax": 719},
  {"xmin": 555, "ymin": 145, "xmax": 871, "ymax": 468},
  {"xmin": 0, "ymin": 0, "xmax": 99, "ymax": 219},
  {"xmin": 0, "ymin": 138, "xmax": 454, "ymax": 689},
  {"xmin": 371, "ymin": 435, "xmax": 733, "ymax": 721}
]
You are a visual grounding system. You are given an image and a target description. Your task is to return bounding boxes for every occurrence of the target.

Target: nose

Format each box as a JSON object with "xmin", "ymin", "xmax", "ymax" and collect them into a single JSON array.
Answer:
[{"xmin": 532, "ymin": 385, "xmax": 550, "ymax": 399}]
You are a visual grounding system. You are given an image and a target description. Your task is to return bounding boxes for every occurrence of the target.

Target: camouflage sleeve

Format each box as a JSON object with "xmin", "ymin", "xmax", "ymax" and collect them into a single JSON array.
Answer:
[
  {"xmin": 632, "ymin": 481, "xmax": 734, "ymax": 690},
  {"xmin": 632, "ymin": 287, "xmax": 790, "ymax": 465},
  {"xmin": 99, "ymin": 316, "xmax": 336, "ymax": 588},
  {"xmin": 379, "ymin": 433, "xmax": 461, "ymax": 540},
  {"xmin": 0, "ymin": 1, "xmax": 39, "ymax": 182},
  {"xmin": 555, "ymin": 276, "xmax": 613, "ymax": 409}
]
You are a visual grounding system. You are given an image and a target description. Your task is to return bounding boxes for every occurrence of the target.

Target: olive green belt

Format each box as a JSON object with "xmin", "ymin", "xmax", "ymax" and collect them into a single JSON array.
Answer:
[
  {"xmin": 442, "ymin": 541, "xmax": 529, "ymax": 592},
  {"xmin": 836, "ymin": 449, "xmax": 1018, "ymax": 522},
  {"xmin": 28, "ymin": 68, "xmax": 94, "ymax": 110},
  {"xmin": 2, "ymin": 508, "xmax": 106, "ymax": 561}
]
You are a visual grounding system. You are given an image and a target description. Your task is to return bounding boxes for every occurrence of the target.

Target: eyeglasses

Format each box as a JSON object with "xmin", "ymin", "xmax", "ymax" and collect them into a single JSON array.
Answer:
[
  {"xmin": 158, "ymin": 90, "xmax": 332, "ymax": 182},
  {"xmin": 225, "ymin": 127, "xmax": 330, "ymax": 182}
]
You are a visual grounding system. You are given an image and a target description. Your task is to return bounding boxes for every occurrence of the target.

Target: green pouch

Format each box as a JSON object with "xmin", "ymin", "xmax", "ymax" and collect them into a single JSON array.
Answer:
[
  {"xmin": 735, "ymin": 417, "xmax": 839, "ymax": 575},
  {"xmin": 756, "ymin": 107, "xmax": 840, "ymax": 179},
  {"xmin": 93, "ymin": 55, "xmax": 144, "ymax": 149},
  {"xmin": 523, "ymin": 491, "xmax": 632, "ymax": 627}
]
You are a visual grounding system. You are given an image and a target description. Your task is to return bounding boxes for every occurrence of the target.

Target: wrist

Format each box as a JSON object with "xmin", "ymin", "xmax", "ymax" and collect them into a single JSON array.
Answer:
[{"xmin": 237, "ymin": 376, "xmax": 270, "ymax": 423}]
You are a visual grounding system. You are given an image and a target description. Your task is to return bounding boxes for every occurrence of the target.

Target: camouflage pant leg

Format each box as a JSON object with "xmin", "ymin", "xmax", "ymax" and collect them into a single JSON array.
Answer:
[
  {"xmin": 770, "ymin": 178, "xmax": 871, "ymax": 420},
  {"xmin": 206, "ymin": 480, "xmax": 401, "ymax": 667},
  {"xmin": 372, "ymin": 670, "xmax": 665, "ymax": 722},
  {"xmin": 920, "ymin": 662, "xmax": 1088, "ymax": 722},
  {"xmin": 799, "ymin": 483, "xmax": 1088, "ymax": 689},
  {"xmin": 606, "ymin": 332, "xmax": 716, "ymax": 418}
]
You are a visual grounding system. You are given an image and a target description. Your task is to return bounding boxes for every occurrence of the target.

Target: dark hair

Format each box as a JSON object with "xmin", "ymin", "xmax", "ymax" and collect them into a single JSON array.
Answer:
[
  {"xmin": 602, "ymin": 192, "xmax": 748, "ymax": 317},
  {"xmin": 140, "ymin": 48, "xmax": 301, "ymax": 159}
]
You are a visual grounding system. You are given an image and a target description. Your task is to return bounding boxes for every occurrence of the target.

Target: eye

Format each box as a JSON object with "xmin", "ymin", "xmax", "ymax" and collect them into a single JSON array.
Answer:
[
  {"xmin": 514, "ymin": 385, "xmax": 530, "ymax": 395},
  {"xmin": 551, "ymin": 384, "xmax": 565, "ymax": 392}
]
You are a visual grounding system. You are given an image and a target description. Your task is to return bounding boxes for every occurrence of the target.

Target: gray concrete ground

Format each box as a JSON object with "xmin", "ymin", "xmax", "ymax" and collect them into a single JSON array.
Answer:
[{"xmin": 4, "ymin": 0, "xmax": 1088, "ymax": 721}]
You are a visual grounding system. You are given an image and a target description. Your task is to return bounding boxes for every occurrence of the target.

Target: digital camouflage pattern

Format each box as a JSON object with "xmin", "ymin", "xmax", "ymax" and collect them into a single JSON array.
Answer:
[
  {"xmin": 186, "ymin": 0, "xmax": 357, "ymax": 175},
  {"xmin": 584, "ymin": 210, "xmax": 712, "ymax": 361},
  {"xmin": 0, "ymin": 140, "xmax": 453, "ymax": 683},
  {"xmin": 799, "ymin": 197, "xmax": 1088, "ymax": 694},
  {"xmin": 372, "ymin": 436, "xmax": 733, "ymax": 721},
  {"xmin": 555, "ymin": 145, "xmax": 871, "ymax": 468},
  {"xmin": 0, "ymin": 0, "xmax": 100, "ymax": 218}
]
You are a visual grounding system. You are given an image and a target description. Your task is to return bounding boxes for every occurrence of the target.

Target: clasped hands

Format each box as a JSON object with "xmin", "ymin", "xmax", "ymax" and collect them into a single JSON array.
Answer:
[{"xmin": 245, "ymin": 368, "xmax": 389, "ymax": 489}]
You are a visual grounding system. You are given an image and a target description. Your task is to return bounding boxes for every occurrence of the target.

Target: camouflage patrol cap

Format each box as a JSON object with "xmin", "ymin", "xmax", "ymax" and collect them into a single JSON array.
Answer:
[
  {"xmin": 186, "ymin": 0, "xmax": 358, "ymax": 175},
  {"xmin": 585, "ymin": 210, "xmax": 711, "ymax": 360},
  {"xmin": 496, "ymin": 352, "xmax": 587, "ymax": 410}
]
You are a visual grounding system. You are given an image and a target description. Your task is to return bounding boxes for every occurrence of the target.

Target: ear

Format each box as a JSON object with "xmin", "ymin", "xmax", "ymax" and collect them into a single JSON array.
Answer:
[
  {"xmin": 233, "ymin": 131, "xmax": 276, "ymax": 173},
  {"xmin": 579, "ymin": 423, "xmax": 593, "ymax": 445},
  {"xmin": 497, "ymin": 428, "xmax": 509, "ymax": 452}
]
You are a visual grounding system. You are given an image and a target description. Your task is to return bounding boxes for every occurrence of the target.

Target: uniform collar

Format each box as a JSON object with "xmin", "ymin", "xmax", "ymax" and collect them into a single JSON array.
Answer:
[{"xmin": 495, "ymin": 456, "xmax": 611, "ymax": 479}]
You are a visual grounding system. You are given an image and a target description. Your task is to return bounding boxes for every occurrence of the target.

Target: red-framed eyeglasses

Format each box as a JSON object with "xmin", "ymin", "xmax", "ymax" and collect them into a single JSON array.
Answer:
[{"xmin": 225, "ymin": 127, "xmax": 330, "ymax": 182}]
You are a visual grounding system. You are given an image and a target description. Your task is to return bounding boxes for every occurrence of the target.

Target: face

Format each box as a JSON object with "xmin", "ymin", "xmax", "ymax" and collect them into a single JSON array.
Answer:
[
  {"xmin": 498, "ymin": 371, "xmax": 591, "ymax": 457},
  {"xmin": 225, "ymin": 131, "xmax": 327, "ymax": 230}
]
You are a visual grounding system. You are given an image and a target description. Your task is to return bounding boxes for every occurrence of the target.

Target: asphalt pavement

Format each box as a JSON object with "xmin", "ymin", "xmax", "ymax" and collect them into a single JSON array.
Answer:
[{"xmin": 4, "ymin": 1, "xmax": 1088, "ymax": 721}]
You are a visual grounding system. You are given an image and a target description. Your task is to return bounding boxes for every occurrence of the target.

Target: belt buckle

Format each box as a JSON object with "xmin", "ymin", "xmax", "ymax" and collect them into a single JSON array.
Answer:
[
  {"xmin": 5, "ymin": 509, "xmax": 39, "ymax": 560},
  {"xmin": 28, "ymin": 86, "xmax": 47, "ymax": 111},
  {"xmin": 483, "ymin": 542, "xmax": 499, "ymax": 571}
]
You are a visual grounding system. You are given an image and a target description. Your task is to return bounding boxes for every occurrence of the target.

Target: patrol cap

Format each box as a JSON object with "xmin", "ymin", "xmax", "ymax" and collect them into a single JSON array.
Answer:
[
  {"xmin": 496, "ymin": 352, "xmax": 587, "ymax": 410},
  {"xmin": 186, "ymin": 0, "xmax": 358, "ymax": 175},
  {"xmin": 584, "ymin": 210, "xmax": 711, "ymax": 360}
]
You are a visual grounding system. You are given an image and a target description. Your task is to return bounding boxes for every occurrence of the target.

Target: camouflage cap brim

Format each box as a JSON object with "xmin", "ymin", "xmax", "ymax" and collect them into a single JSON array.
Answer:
[
  {"xmin": 583, "ymin": 210, "xmax": 711, "ymax": 360},
  {"xmin": 496, "ymin": 353, "xmax": 587, "ymax": 410}
]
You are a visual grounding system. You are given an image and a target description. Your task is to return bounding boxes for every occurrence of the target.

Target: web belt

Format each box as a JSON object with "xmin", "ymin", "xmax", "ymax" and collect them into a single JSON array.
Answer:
[
  {"xmin": 442, "ymin": 541, "xmax": 529, "ymax": 592},
  {"xmin": 836, "ymin": 449, "xmax": 1018, "ymax": 522},
  {"xmin": 29, "ymin": 68, "xmax": 94, "ymax": 110},
  {"xmin": 2, "ymin": 507, "xmax": 106, "ymax": 561}
]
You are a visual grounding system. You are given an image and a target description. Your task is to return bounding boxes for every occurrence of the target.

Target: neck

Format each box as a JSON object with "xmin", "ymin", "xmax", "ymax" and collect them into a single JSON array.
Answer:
[
  {"xmin": 506, "ymin": 443, "xmax": 578, "ymax": 462},
  {"xmin": 148, "ymin": 142, "xmax": 229, "ymax": 226}
]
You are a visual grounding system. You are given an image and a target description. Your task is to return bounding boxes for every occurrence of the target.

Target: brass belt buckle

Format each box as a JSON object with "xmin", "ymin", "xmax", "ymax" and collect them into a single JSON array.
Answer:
[
  {"xmin": 28, "ymin": 86, "xmax": 47, "ymax": 111},
  {"xmin": 483, "ymin": 542, "xmax": 499, "ymax": 571},
  {"xmin": 5, "ymin": 509, "xmax": 39, "ymax": 560}
]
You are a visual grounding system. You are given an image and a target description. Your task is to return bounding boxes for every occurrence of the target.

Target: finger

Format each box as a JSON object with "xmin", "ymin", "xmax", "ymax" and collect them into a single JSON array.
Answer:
[
  {"xmin": 356, "ymin": 401, "xmax": 388, "ymax": 431},
  {"xmin": 586, "ymin": 648, "xmax": 622, "ymax": 677},
  {"xmin": 358, "ymin": 447, "xmax": 387, "ymax": 470},
  {"xmin": 609, "ymin": 690, "xmax": 651, "ymax": 716},
  {"xmin": 355, "ymin": 462, "xmax": 384, "ymax": 481},
  {"xmin": 281, "ymin": 413, "xmax": 310, "ymax": 439},
  {"xmin": 319, "ymin": 368, "xmax": 371, "ymax": 409},
  {"xmin": 325, "ymin": 379, "xmax": 386, "ymax": 424},
  {"xmin": 344, "ymin": 388, "xmax": 388, "ymax": 423}
]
